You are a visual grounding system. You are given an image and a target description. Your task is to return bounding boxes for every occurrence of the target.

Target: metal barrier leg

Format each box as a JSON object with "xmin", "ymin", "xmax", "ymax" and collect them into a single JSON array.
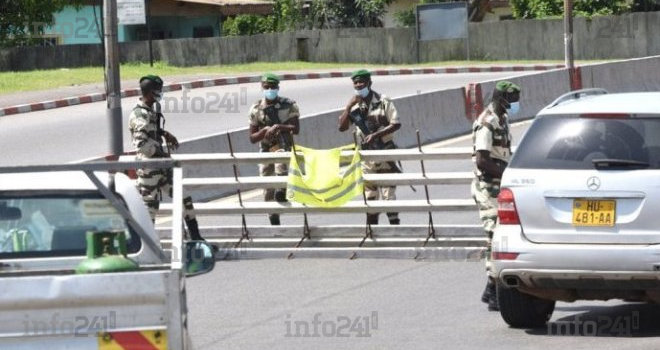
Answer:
[
  {"xmin": 287, "ymin": 213, "xmax": 312, "ymax": 259},
  {"xmin": 351, "ymin": 159, "xmax": 374, "ymax": 260},
  {"xmin": 415, "ymin": 130, "xmax": 436, "ymax": 259},
  {"xmin": 227, "ymin": 133, "xmax": 250, "ymax": 258},
  {"xmin": 350, "ymin": 215, "xmax": 374, "ymax": 260}
]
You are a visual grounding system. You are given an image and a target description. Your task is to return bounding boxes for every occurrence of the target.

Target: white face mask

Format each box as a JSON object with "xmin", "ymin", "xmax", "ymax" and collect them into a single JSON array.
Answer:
[
  {"xmin": 355, "ymin": 86, "xmax": 369, "ymax": 98},
  {"xmin": 154, "ymin": 91, "xmax": 163, "ymax": 103},
  {"xmin": 264, "ymin": 89, "xmax": 279, "ymax": 100},
  {"xmin": 507, "ymin": 101, "xmax": 520, "ymax": 116}
]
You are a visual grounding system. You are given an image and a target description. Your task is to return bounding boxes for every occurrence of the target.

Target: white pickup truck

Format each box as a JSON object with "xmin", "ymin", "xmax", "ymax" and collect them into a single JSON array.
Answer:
[{"xmin": 0, "ymin": 160, "xmax": 214, "ymax": 350}]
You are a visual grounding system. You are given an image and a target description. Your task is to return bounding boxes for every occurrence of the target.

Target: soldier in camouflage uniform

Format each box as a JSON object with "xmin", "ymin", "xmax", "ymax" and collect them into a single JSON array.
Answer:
[
  {"xmin": 338, "ymin": 69, "xmax": 402, "ymax": 226},
  {"xmin": 248, "ymin": 73, "xmax": 300, "ymax": 225},
  {"xmin": 471, "ymin": 80, "xmax": 521, "ymax": 311},
  {"xmin": 128, "ymin": 75, "xmax": 207, "ymax": 242}
]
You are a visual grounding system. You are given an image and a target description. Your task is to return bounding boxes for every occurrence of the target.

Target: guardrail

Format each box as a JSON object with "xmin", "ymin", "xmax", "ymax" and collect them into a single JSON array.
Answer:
[{"xmin": 161, "ymin": 146, "xmax": 487, "ymax": 260}]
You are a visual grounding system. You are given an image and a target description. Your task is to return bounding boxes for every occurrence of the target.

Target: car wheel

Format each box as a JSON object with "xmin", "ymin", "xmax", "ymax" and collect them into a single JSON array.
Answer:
[{"xmin": 497, "ymin": 283, "xmax": 555, "ymax": 328}]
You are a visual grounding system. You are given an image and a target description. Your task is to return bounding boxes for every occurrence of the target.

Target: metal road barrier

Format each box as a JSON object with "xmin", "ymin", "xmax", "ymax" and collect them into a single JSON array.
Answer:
[{"xmin": 160, "ymin": 146, "xmax": 487, "ymax": 260}]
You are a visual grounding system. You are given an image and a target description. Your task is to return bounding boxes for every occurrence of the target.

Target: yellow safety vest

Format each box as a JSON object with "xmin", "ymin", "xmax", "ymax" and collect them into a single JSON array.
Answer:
[{"xmin": 286, "ymin": 144, "xmax": 364, "ymax": 207}]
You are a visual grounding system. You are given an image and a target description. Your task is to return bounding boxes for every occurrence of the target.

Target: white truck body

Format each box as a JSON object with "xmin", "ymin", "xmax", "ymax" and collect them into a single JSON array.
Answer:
[{"xmin": 0, "ymin": 162, "xmax": 213, "ymax": 350}]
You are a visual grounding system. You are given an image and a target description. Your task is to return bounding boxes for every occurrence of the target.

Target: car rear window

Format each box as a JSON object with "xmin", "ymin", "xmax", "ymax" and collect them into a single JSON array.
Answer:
[
  {"xmin": 510, "ymin": 115, "xmax": 660, "ymax": 169},
  {"xmin": 0, "ymin": 192, "xmax": 141, "ymax": 259}
]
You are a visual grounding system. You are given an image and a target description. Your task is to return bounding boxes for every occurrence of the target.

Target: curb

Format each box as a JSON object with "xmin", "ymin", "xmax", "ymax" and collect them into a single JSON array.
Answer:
[{"xmin": 0, "ymin": 64, "xmax": 565, "ymax": 117}]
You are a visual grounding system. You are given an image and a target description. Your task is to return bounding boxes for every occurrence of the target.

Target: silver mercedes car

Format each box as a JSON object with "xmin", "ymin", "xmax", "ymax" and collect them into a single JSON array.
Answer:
[{"xmin": 491, "ymin": 89, "xmax": 660, "ymax": 328}]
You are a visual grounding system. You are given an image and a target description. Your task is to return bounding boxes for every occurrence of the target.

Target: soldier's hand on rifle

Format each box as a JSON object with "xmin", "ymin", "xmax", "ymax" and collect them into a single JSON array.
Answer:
[
  {"xmin": 265, "ymin": 124, "xmax": 281, "ymax": 141},
  {"xmin": 363, "ymin": 133, "xmax": 377, "ymax": 146},
  {"xmin": 163, "ymin": 131, "xmax": 179, "ymax": 151}
]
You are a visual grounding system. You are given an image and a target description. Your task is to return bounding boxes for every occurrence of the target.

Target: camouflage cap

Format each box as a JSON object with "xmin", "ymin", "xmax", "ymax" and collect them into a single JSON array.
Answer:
[
  {"xmin": 495, "ymin": 81, "xmax": 521, "ymax": 93},
  {"xmin": 261, "ymin": 73, "xmax": 280, "ymax": 84},
  {"xmin": 351, "ymin": 69, "xmax": 371, "ymax": 81}
]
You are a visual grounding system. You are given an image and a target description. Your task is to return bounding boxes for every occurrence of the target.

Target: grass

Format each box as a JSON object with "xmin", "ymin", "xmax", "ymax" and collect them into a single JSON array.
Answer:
[{"xmin": 0, "ymin": 60, "xmax": 608, "ymax": 95}]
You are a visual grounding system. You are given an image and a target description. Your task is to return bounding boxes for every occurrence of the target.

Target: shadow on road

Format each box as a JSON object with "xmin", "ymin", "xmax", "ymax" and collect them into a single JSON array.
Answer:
[{"xmin": 524, "ymin": 303, "xmax": 660, "ymax": 337}]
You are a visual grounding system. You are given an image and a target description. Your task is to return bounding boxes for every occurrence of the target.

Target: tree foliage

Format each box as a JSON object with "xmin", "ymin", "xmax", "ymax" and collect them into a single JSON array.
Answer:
[
  {"xmin": 222, "ymin": 0, "xmax": 394, "ymax": 36},
  {"xmin": 222, "ymin": 15, "xmax": 274, "ymax": 36},
  {"xmin": 510, "ymin": 0, "xmax": 632, "ymax": 19},
  {"xmin": 0, "ymin": 0, "xmax": 86, "ymax": 47},
  {"xmin": 393, "ymin": 0, "xmax": 450, "ymax": 28}
]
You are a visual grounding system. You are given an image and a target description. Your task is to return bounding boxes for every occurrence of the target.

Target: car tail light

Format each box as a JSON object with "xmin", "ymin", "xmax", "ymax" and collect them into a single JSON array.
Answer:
[
  {"xmin": 579, "ymin": 113, "xmax": 630, "ymax": 119},
  {"xmin": 497, "ymin": 188, "xmax": 520, "ymax": 225},
  {"xmin": 492, "ymin": 252, "xmax": 519, "ymax": 260}
]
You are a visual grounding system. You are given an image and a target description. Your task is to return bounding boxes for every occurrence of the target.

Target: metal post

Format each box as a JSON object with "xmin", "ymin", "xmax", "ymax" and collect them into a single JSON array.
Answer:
[
  {"xmin": 146, "ymin": 0, "xmax": 154, "ymax": 67},
  {"xmin": 564, "ymin": 0, "xmax": 574, "ymax": 70},
  {"xmin": 104, "ymin": 0, "xmax": 123, "ymax": 156},
  {"xmin": 171, "ymin": 167, "xmax": 184, "ymax": 271},
  {"xmin": 415, "ymin": 5, "xmax": 421, "ymax": 64}
]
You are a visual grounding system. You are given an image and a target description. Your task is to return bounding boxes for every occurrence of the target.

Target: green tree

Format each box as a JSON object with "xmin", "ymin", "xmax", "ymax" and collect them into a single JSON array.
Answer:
[
  {"xmin": 222, "ymin": 0, "xmax": 394, "ymax": 36},
  {"xmin": 222, "ymin": 15, "xmax": 274, "ymax": 36},
  {"xmin": 393, "ymin": 0, "xmax": 449, "ymax": 28},
  {"xmin": 510, "ymin": 0, "xmax": 631, "ymax": 19},
  {"xmin": 0, "ymin": 0, "xmax": 87, "ymax": 47}
]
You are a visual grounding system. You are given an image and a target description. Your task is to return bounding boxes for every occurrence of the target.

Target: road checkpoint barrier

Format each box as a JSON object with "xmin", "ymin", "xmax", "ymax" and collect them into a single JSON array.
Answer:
[{"xmin": 158, "ymin": 146, "xmax": 488, "ymax": 260}]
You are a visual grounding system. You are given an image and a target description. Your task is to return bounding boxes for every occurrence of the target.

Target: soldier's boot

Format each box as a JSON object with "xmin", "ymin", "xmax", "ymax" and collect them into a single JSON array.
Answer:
[
  {"xmin": 387, "ymin": 212, "xmax": 400, "ymax": 225},
  {"xmin": 366, "ymin": 213, "xmax": 379, "ymax": 226},
  {"xmin": 269, "ymin": 214, "xmax": 281, "ymax": 226},
  {"xmin": 274, "ymin": 188, "xmax": 288, "ymax": 203}
]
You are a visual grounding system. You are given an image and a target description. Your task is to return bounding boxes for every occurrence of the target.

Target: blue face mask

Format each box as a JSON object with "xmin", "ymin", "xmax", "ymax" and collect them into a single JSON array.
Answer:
[
  {"xmin": 264, "ymin": 89, "xmax": 279, "ymax": 100},
  {"xmin": 507, "ymin": 101, "xmax": 520, "ymax": 116},
  {"xmin": 355, "ymin": 86, "xmax": 369, "ymax": 98}
]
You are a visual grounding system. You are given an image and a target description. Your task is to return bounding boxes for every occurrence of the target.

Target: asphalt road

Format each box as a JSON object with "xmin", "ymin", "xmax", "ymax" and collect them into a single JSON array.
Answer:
[
  {"xmin": 184, "ymin": 122, "xmax": 660, "ymax": 350},
  {"xmin": 0, "ymin": 72, "xmax": 525, "ymax": 166},
  {"xmin": 187, "ymin": 260, "xmax": 660, "ymax": 350},
  {"xmin": 6, "ymin": 72, "xmax": 656, "ymax": 349}
]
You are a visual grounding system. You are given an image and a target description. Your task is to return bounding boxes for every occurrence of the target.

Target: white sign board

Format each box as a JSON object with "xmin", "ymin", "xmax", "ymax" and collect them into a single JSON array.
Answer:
[
  {"xmin": 118, "ymin": 0, "xmax": 146, "ymax": 25},
  {"xmin": 416, "ymin": 2, "xmax": 468, "ymax": 41}
]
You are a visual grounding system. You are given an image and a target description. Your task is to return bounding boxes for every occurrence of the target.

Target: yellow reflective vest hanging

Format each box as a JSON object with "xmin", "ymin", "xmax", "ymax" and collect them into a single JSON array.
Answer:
[{"xmin": 287, "ymin": 144, "xmax": 363, "ymax": 207}]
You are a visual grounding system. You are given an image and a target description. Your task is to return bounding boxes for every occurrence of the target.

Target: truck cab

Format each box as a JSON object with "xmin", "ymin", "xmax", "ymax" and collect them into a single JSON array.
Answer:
[{"xmin": 0, "ymin": 162, "xmax": 214, "ymax": 349}]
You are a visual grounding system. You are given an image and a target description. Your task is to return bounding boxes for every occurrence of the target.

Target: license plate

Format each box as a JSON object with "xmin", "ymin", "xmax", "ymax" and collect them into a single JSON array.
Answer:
[{"xmin": 572, "ymin": 199, "xmax": 615, "ymax": 227}]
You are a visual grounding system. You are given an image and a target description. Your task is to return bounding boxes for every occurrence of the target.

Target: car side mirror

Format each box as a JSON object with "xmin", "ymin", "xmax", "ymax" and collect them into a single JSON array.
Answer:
[
  {"xmin": 184, "ymin": 241, "xmax": 215, "ymax": 277},
  {"xmin": 0, "ymin": 204, "xmax": 21, "ymax": 221}
]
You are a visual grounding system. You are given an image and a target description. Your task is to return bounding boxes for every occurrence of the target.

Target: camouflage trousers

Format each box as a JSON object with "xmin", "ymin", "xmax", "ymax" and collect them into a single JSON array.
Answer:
[
  {"xmin": 137, "ymin": 167, "xmax": 196, "ymax": 222},
  {"xmin": 259, "ymin": 149, "xmax": 288, "ymax": 225},
  {"xmin": 364, "ymin": 166, "xmax": 398, "ymax": 224},
  {"xmin": 259, "ymin": 148, "xmax": 288, "ymax": 202},
  {"xmin": 470, "ymin": 177, "xmax": 500, "ymax": 271}
]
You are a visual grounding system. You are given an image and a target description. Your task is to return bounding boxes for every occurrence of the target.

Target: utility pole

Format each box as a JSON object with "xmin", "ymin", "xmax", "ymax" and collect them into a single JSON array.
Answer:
[
  {"xmin": 146, "ymin": 0, "xmax": 154, "ymax": 67},
  {"xmin": 563, "ymin": 0, "xmax": 574, "ymax": 69},
  {"xmin": 104, "ymin": 0, "xmax": 123, "ymax": 156},
  {"xmin": 564, "ymin": 0, "xmax": 577, "ymax": 90}
]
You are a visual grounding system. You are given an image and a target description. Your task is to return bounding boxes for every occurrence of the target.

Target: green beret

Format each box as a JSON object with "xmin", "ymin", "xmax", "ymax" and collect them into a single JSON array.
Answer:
[
  {"xmin": 495, "ymin": 81, "xmax": 521, "ymax": 93},
  {"xmin": 261, "ymin": 73, "xmax": 280, "ymax": 84},
  {"xmin": 139, "ymin": 75, "xmax": 163, "ymax": 86},
  {"xmin": 351, "ymin": 69, "xmax": 371, "ymax": 81}
]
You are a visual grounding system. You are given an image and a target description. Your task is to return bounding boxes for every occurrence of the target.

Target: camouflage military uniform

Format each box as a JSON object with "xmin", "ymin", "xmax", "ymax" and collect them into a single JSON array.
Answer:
[
  {"xmin": 471, "ymin": 103, "xmax": 512, "ymax": 255},
  {"xmin": 128, "ymin": 102, "xmax": 196, "ymax": 223},
  {"xmin": 349, "ymin": 92, "xmax": 400, "ymax": 224},
  {"xmin": 247, "ymin": 97, "xmax": 300, "ymax": 201}
]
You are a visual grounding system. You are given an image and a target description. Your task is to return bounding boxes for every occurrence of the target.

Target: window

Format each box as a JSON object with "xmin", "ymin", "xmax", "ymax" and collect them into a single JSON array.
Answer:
[
  {"xmin": 193, "ymin": 26, "xmax": 214, "ymax": 38},
  {"xmin": 0, "ymin": 193, "xmax": 141, "ymax": 258},
  {"xmin": 510, "ymin": 115, "xmax": 660, "ymax": 169}
]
